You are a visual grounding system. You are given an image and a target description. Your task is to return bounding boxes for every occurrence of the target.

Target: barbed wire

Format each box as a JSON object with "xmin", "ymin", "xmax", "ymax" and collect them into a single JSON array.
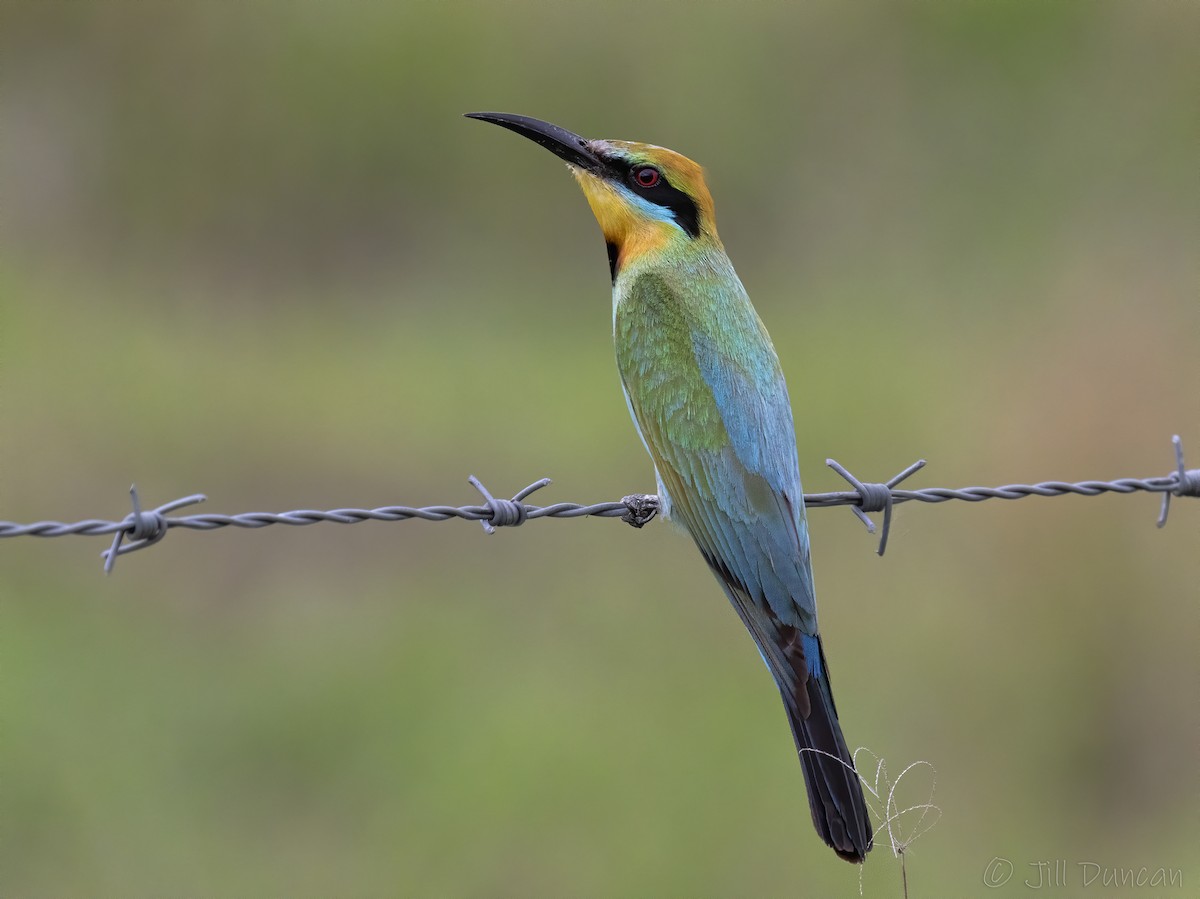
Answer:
[{"xmin": 1, "ymin": 435, "xmax": 1195, "ymax": 573}]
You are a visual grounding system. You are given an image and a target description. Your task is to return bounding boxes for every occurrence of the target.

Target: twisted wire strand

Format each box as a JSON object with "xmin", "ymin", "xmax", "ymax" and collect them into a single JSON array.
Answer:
[
  {"xmin": 1, "ymin": 435, "xmax": 1195, "ymax": 571},
  {"xmin": 1, "ymin": 500, "xmax": 638, "ymax": 538},
  {"xmin": 804, "ymin": 474, "xmax": 1180, "ymax": 507}
]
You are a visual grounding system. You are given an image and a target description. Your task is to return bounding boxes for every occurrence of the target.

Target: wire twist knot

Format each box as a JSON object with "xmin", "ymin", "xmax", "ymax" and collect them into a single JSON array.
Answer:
[
  {"xmin": 852, "ymin": 481, "xmax": 893, "ymax": 514},
  {"xmin": 128, "ymin": 507, "xmax": 165, "ymax": 542},
  {"xmin": 487, "ymin": 496, "xmax": 527, "ymax": 528},
  {"xmin": 1176, "ymin": 470, "xmax": 1200, "ymax": 496}
]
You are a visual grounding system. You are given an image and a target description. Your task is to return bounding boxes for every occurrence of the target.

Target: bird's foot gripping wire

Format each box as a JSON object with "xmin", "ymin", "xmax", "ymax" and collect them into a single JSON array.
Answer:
[
  {"xmin": 619, "ymin": 494, "xmax": 659, "ymax": 528},
  {"xmin": 825, "ymin": 459, "xmax": 927, "ymax": 557}
]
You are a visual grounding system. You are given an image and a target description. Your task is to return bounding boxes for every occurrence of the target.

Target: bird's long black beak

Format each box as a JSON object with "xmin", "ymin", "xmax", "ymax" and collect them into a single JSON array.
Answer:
[{"xmin": 464, "ymin": 112, "xmax": 603, "ymax": 171}]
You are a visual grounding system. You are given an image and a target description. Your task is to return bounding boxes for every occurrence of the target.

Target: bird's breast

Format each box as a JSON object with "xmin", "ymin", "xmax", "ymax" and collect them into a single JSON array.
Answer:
[{"xmin": 613, "ymin": 271, "xmax": 733, "ymax": 456}]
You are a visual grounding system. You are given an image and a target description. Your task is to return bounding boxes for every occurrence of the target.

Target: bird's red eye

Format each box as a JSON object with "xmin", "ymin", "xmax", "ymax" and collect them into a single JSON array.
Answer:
[{"xmin": 633, "ymin": 166, "xmax": 660, "ymax": 188}]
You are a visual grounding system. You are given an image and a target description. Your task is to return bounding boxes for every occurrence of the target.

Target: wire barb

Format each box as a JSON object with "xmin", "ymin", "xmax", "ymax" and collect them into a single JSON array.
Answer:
[
  {"xmin": 825, "ymin": 458, "xmax": 927, "ymax": 556},
  {"xmin": 467, "ymin": 476, "xmax": 551, "ymax": 534},
  {"xmin": 101, "ymin": 485, "xmax": 207, "ymax": 573},
  {"xmin": 1156, "ymin": 434, "xmax": 1199, "ymax": 528}
]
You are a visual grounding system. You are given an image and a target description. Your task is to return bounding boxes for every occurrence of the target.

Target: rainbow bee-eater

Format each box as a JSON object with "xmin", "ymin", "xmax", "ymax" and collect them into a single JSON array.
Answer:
[{"xmin": 465, "ymin": 112, "xmax": 873, "ymax": 863}]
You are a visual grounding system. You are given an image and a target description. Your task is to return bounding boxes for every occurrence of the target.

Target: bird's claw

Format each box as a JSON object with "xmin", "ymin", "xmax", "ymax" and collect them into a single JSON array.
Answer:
[{"xmin": 620, "ymin": 494, "xmax": 659, "ymax": 528}]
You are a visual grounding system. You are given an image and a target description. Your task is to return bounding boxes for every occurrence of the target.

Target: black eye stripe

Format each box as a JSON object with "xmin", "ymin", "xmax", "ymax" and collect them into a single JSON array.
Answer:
[{"xmin": 606, "ymin": 158, "xmax": 701, "ymax": 239}]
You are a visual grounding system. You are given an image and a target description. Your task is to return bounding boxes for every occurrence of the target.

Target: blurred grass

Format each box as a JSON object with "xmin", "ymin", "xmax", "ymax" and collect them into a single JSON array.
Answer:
[{"xmin": 2, "ymin": 1, "xmax": 1197, "ymax": 896}]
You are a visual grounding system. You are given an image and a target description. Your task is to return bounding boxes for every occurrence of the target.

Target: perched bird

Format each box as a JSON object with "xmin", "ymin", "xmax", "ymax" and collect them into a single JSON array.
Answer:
[{"xmin": 465, "ymin": 112, "xmax": 873, "ymax": 863}]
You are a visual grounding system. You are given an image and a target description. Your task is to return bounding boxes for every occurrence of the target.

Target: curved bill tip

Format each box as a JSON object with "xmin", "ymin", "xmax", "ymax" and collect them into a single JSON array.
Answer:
[{"xmin": 463, "ymin": 111, "xmax": 601, "ymax": 170}]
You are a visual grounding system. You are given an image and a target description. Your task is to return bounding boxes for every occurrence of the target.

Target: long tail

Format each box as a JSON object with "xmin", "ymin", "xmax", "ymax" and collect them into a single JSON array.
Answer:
[{"xmin": 785, "ymin": 634, "xmax": 873, "ymax": 863}]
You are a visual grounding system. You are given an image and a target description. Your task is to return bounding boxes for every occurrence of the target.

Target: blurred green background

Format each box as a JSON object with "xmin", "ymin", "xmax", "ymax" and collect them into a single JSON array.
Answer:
[{"xmin": 2, "ymin": 1, "xmax": 1196, "ymax": 896}]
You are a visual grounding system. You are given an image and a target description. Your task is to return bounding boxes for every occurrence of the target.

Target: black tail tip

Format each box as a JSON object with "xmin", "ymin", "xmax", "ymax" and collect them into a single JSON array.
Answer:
[
  {"xmin": 834, "ymin": 842, "xmax": 870, "ymax": 864},
  {"xmin": 824, "ymin": 821, "xmax": 872, "ymax": 863},
  {"xmin": 804, "ymin": 754, "xmax": 874, "ymax": 862}
]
